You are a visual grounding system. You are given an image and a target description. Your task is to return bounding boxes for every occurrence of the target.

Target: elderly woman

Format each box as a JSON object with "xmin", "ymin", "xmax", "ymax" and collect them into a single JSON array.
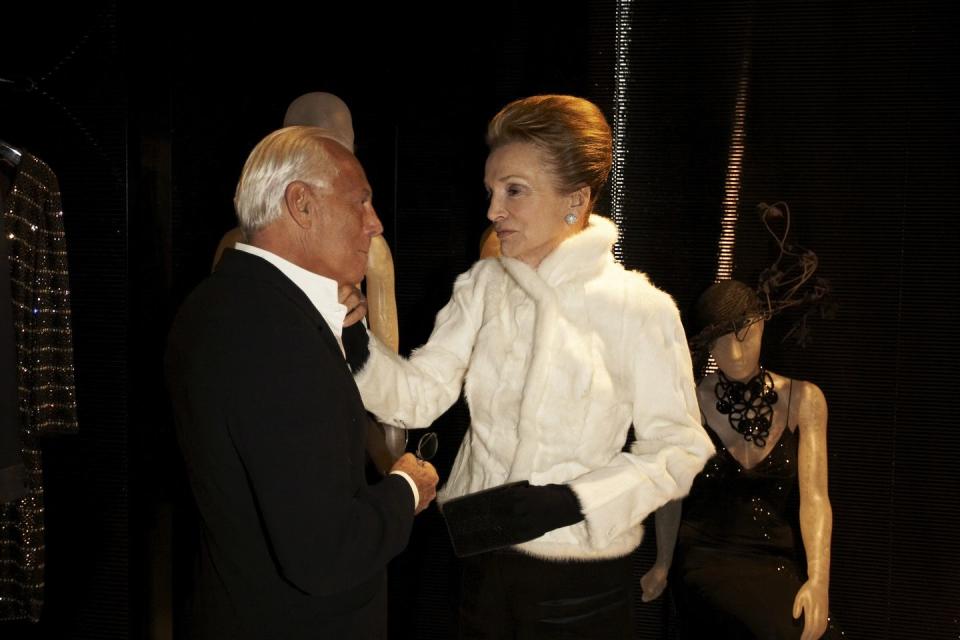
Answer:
[
  {"xmin": 346, "ymin": 95, "xmax": 713, "ymax": 638},
  {"xmin": 641, "ymin": 280, "xmax": 840, "ymax": 640}
]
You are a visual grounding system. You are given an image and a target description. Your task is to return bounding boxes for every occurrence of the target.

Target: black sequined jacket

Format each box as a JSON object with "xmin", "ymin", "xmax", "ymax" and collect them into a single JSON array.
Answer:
[{"xmin": 0, "ymin": 150, "xmax": 78, "ymax": 622}]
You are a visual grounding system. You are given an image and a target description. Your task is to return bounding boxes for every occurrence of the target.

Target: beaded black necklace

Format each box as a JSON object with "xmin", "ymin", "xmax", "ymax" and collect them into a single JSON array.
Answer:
[{"xmin": 714, "ymin": 368, "xmax": 779, "ymax": 447}]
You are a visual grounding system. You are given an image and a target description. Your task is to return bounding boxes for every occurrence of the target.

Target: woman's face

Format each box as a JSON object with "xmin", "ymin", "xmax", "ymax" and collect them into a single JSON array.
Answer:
[
  {"xmin": 710, "ymin": 318, "xmax": 764, "ymax": 381},
  {"xmin": 484, "ymin": 142, "xmax": 580, "ymax": 268}
]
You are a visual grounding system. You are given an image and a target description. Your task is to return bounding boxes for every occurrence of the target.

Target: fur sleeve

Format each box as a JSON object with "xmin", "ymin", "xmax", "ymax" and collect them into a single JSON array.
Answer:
[
  {"xmin": 569, "ymin": 288, "xmax": 714, "ymax": 549},
  {"xmin": 354, "ymin": 262, "xmax": 487, "ymax": 428}
]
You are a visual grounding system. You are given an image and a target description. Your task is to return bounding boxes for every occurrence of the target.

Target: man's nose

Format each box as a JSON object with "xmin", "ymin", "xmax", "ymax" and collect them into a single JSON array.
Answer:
[{"xmin": 366, "ymin": 206, "xmax": 384, "ymax": 236}]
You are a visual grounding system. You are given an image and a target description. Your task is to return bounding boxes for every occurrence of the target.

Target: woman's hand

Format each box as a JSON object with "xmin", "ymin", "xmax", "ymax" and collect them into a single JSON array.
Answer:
[
  {"xmin": 640, "ymin": 563, "xmax": 669, "ymax": 602},
  {"xmin": 792, "ymin": 579, "xmax": 829, "ymax": 640},
  {"xmin": 338, "ymin": 283, "xmax": 367, "ymax": 327}
]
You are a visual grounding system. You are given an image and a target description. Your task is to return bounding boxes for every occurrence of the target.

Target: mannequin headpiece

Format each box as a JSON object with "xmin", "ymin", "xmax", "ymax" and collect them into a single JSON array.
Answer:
[
  {"xmin": 687, "ymin": 202, "xmax": 834, "ymax": 364},
  {"xmin": 688, "ymin": 280, "xmax": 767, "ymax": 353}
]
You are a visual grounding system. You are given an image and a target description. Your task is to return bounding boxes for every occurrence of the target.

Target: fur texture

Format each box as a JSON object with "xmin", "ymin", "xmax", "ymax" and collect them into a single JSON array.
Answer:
[{"xmin": 356, "ymin": 215, "xmax": 713, "ymax": 560}]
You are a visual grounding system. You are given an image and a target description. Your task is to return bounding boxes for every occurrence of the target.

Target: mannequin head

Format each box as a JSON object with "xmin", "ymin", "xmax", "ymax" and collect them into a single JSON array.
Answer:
[
  {"xmin": 689, "ymin": 279, "xmax": 769, "ymax": 379},
  {"xmin": 283, "ymin": 92, "xmax": 355, "ymax": 152},
  {"xmin": 709, "ymin": 318, "xmax": 764, "ymax": 381}
]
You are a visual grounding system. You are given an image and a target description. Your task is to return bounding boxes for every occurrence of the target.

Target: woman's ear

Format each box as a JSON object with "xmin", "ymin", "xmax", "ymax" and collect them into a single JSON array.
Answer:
[{"xmin": 568, "ymin": 185, "xmax": 591, "ymax": 214}]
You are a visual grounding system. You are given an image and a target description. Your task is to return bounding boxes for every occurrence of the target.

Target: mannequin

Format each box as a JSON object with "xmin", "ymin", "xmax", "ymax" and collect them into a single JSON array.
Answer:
[{"xmin": 641, "ymin": 280, "xmax": 838, "ymax": 640}]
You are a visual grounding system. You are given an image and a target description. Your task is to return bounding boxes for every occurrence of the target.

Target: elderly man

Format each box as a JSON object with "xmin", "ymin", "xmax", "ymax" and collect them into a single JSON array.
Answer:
[
  {"xmin": 212, "ymin": 92, "xmax": 354, "ymax": 268},
  {"xmin": 166, "ymin": 126, "xmax": 438, "ymax": 639}
]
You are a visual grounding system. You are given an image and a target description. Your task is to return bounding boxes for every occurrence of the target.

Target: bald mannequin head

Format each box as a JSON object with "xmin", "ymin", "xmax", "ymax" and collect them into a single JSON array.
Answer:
[{"xmin": 283, "ymin": 92, "xmax": 355, "ymax": 152}]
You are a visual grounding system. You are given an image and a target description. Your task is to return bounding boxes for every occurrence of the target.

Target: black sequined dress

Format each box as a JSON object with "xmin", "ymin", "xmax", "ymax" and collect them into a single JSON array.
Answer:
[{"xmin": 672, "ymin": 408, "xmax": 841, "ymax": 638}]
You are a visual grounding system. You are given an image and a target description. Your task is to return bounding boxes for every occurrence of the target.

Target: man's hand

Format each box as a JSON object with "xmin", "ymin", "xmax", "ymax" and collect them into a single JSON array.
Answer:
[
  {"xmin": 338, "ymin": 283, "xmax": 367, "ymax": 327},
  {"xmin": 392, "ymin": 453, "xmax": 439, "ymax": 514}
]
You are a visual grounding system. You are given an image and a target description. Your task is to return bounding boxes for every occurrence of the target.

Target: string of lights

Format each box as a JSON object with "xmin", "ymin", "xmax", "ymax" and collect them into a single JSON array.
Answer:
[{"xmin": 610, "ymin": 0, "xmax": 632, "ymax": 263}]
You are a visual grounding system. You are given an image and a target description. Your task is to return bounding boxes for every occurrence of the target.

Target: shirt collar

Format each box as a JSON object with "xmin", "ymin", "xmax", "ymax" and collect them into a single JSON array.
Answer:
[{"xmin": 234, "ymin": 243, "xmax": 347, "ymax": 338}]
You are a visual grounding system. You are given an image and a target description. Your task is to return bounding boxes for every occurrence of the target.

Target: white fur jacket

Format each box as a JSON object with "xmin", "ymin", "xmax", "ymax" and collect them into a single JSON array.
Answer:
[{"xmin": 355, "ymin": 215, "xmax": 713, "ymax": 560}]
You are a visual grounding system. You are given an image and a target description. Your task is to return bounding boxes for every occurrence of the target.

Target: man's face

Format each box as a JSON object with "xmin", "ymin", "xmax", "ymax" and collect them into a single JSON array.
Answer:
[{"xmin": 304, "ymin": 146, "xmax": 383, "ymax": 284}]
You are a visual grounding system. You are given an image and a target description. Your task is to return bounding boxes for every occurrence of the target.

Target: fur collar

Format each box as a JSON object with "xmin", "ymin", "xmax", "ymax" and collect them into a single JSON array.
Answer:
[{"xmin": 498, "ymin": 214, "xmax": 618, "ymax": 303}]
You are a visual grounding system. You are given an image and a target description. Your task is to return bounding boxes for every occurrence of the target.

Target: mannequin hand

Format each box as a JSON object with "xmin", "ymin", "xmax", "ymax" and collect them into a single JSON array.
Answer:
[
  {"xmin": 338, "ymin": 283, "xmax": 367, "ymax": 327},
  {"xmin": 640, "ymin": 563, "xmax": 669, "ymax": 602},
  {"xmin": 792, "ymin": 579, "xmax": 828, "ymax": 640}
]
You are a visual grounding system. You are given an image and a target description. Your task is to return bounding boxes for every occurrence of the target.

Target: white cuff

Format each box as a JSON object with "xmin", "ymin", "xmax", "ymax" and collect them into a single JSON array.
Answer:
[{"xmin": 390, "ymin": 470, "xmax": 419, "ymax": 510}]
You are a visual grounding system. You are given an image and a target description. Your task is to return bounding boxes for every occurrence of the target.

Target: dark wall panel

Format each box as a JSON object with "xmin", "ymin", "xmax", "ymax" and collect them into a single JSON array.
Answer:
[{"xmin": 2, "ymin": 3, "xmax": 129, "ymax": 638}]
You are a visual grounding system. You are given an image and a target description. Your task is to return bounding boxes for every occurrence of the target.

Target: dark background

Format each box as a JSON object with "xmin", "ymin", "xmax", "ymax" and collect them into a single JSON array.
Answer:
[{"xmin": 2, "ymin": 0, "xmax": 957, "ymax": 637}]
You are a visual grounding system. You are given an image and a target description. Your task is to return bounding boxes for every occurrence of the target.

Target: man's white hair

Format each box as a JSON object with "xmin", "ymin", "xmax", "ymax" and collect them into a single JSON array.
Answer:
[{"xmin": 233, "ymin": 126, "xmax": 338, "ymax": 237}]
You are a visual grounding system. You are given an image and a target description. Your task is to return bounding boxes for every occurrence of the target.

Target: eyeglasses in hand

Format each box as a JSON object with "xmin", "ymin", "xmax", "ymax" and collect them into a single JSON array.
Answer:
[{"xmin": 415, "ymin": 432, "xmax": 439, "ymax": 464}]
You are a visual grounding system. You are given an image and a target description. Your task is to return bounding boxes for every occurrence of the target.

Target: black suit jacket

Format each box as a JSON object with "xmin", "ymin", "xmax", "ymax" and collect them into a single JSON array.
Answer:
[{"xmin": 165, "ymin": 249, "xmax": 414, "ymax": 639}]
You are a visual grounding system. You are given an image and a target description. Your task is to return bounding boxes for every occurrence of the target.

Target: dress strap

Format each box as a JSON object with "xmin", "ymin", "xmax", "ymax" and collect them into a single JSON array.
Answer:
[{"xmin": 785, "ymin": 379, "xmax": 795, "ymax": 428}]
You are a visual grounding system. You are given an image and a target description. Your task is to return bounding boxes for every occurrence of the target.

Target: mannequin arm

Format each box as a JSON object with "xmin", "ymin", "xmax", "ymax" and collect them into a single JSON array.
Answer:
[
  {"xmin": 363, "ymin": 236, "xmax": 406, "ymax": 462},
  {"xmin": 641, "ymin": 499, "xmax": 682, "ymax": 602},
  {"xmin": 792, "ymin": 381, "xmax": 832, "ymax": 640},
  {"xmin": 366, "ymin": 235, "xmax": 399, "ymax": 352}
]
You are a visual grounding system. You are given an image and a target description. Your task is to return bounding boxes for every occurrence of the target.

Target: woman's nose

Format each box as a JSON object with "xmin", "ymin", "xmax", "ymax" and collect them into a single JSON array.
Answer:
[{"xmin": 486, "ymin": 197, "xmax": 504, "ymax": 222}]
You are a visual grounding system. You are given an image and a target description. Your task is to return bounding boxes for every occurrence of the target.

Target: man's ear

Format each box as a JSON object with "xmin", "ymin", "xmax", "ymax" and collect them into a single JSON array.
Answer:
[{"xmin": 284, "ymin": 181, "xmax": 313, "ymax": 229}]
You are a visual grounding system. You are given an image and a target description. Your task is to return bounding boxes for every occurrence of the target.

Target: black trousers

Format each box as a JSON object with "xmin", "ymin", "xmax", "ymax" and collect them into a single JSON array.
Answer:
[{"xmin": 459, "ymin": 549, "xmax": 634, "ymax": 639}]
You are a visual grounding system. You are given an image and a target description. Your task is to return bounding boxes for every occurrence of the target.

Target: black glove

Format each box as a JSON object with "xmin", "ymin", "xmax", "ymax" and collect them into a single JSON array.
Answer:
[
  {"xmin": 494, "ymin": 482, "xmax": 584, "ymax": 541},
  {"xmin": 341, "ymin": 322, "xmax": 371, "ymax": 372},
  {"xmin": 440, "ymin": 481, "xmax": 584, "ymax": 557}
]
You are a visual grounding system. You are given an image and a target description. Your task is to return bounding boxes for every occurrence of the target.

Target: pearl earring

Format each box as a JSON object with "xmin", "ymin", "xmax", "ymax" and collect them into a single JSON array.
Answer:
[{"xmin": 564, "ymin": 212, "xmax": 578, "ymax": 225}]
